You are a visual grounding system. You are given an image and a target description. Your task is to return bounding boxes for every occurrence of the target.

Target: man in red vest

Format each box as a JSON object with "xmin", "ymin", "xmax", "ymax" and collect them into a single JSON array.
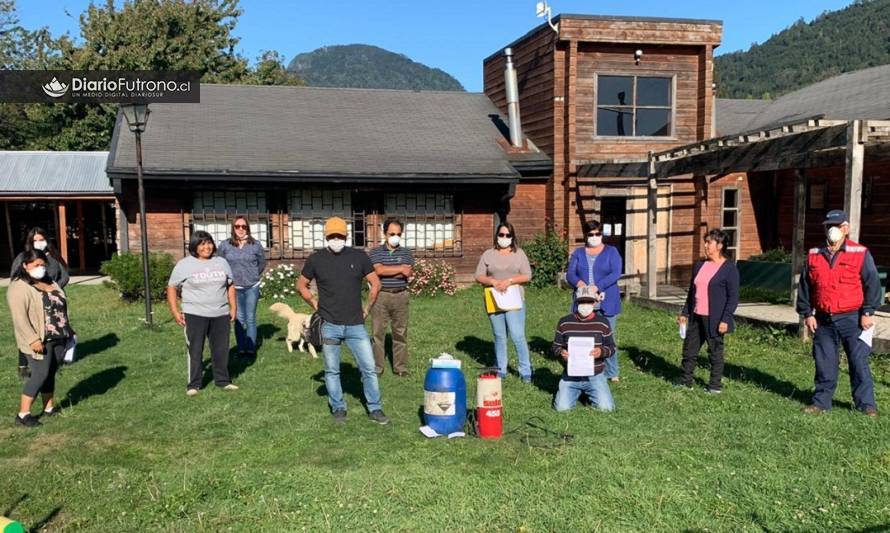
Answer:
[{"xmin": 796, "ymin": 209, "xmax": 882, "ymax": 418}]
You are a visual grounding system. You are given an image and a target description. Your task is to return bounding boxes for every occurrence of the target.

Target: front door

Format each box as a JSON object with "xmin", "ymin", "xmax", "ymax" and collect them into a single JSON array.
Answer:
[{"xmin": 600, "ymin": 196, "xmax": 627, "ymax": 267}]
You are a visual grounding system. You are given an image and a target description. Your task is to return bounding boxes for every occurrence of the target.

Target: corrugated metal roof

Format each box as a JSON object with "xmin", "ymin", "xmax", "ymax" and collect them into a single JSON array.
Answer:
[
  {"xmin": 108, "ymin": 84, "xmax": 547, "ymax": 181},
  {"xmin": 0, "ymin": 151, "xmax": 112, "ymax": 195}
]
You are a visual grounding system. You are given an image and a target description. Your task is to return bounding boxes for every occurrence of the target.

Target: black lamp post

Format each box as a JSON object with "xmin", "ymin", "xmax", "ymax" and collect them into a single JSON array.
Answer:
[{"xmin": 120, "ymin": 103, "xmax": 152, "ymax": 326}]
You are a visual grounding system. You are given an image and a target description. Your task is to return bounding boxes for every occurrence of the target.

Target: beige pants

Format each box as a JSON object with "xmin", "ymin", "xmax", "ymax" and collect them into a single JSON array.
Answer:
[{"xmin": 371, "ymin": 290, "xmax": 410, "ymax": 374}]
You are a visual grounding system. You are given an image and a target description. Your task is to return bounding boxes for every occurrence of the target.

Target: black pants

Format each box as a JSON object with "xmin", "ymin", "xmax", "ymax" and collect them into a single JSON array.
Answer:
[
  {"xmin": 19, "ymin": 350, "xmax": 28, "ymax": 368},
  {"xmin": 23, "ymin": 340, "xmax": 65, "ymax": 398},
  {"xmin": 680, "ymin": 314, "xmax": 725, "ymax": 390},
  {"xmin": 184, "ymin": 314, "xmax": 232, "ymax": 390}
]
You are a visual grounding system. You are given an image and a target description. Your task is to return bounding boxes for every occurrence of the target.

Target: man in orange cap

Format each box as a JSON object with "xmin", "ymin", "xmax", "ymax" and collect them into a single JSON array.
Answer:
[{"xmin": 297, "ymin": 217, "xmax": 388, "ymax": 425}]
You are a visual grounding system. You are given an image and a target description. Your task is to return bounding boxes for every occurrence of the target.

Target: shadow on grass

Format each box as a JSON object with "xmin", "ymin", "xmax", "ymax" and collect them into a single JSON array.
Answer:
[
  {"xmin": 30, "ymin": 506, "xmax": 62, "ymax": 531},
  {"xmin": 257, "ymin": 323, "xmax": 280, "ymax": 345},
  {"xmin": 371, "ymin": 333, "xmax": 394, "ymax": 373},
  {"xmin": 62, "ymin": 365, "xmax": 127, "ymax": 408},
  {"xmin": 626, "ymin": 345, "xmax": 851, "ymax": 409},
  {"xmin": 455, "ymin": 335, "xmax": 496, "ymax": 372},
  {"xmin": 75, "ymin": 333, "xmax": 119, "ymax": 361},
  {"xmin": 311, "ymin": 363, "xmax": 369, "ymax": 412},
  {"xmin": 3, "ymin": 493, "xmax": 27, "ymax": 517},
  {"xmin": 529, "ymin": 336, "xmax": 558, "ymax": 362},
  {"xmin": 852, "ymin": 525, "xmax": 890, "ymax": 533},
  {"xmin": 531, "ymin": 366, "xmax": 562, "ymax": 400},
  {"xmin": 198, "ymin": 350, "xmax": 255, "ymax": 387}
]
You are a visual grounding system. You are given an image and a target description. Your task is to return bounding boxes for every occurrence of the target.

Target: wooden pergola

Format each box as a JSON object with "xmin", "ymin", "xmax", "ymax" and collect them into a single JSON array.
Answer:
[{"xmin": 575, "ymin": 118, "xmax": 890, "ymax": 301}]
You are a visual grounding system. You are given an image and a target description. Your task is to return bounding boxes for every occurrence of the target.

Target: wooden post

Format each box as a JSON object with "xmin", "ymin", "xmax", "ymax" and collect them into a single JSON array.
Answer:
[
  {"xmin": 844, "ymin": 119, "xmax": 865, "ymax": 241},
  {"xmin": 101, "ymin": 201, "xmax": 109, "ymax": 258},
  {"xmin": 791, "ymin": 169, "xmax": 809, "ymax": 341},
  {"xmin": 4, "ymin": 202, "xmax": 14, "ymax": 264},
  {"xmin": 57, "ymin": 202, "xmax": 68, "ymax": 265},
  {"xmin": 76, "ymin": 200, "xmax": 86, "ymax": 272},
  {"xmin": 646, "ymin": 154, "xmax": 658, "ymax": 299}
]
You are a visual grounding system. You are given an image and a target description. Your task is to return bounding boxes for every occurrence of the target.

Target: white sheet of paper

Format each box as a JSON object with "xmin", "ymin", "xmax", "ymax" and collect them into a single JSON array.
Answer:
[
  {"xmin": 859, "ymin": 326, "xmax": 875, "ymax": 348},
  {"xmin": 567, "ymin": 336, "xmax": 597, "ymax": 377},
  {"xmin": 491, "ymin": 285, "xmax": 522, "ymax": 311},
  {"xmin": 419, "ymin": 425, "xmax": 440, "ymax": 438},
  {"xmin": 63, "ymin": 335, "xmax": 77, "ymax": 364}
]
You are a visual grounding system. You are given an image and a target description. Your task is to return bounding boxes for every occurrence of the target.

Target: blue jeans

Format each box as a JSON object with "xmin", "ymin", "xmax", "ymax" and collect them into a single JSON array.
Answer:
[
  {"xmin": 812, "ymin": 312, "xmax": 876, "ymax": 411},
  {"xmin": 603, "ymin": 314, "xmax": 619, "ymax": 379},
  {"xmin": 321, "ymin": 322, "xmax": 382, "ymax": 412},
  {"xmin": 554, "ymin": 373, "xmax": 615, "ymax": 412},
  {"xmin": 234, "ymin": 285, "xmax": 260, "ymax": 353},
  {"xmin": 488, "ymin": 305, "xmax": 532, "ymax": 379}
]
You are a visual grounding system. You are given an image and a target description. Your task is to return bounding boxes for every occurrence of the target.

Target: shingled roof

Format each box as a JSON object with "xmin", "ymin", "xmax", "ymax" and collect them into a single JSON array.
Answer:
[
  {"xmin": 716, "ymin": 64, "xmax": 890, "ymax": 136},
  {"xmin": 107, "ymin": 84, "xmax": 549, "ymax": 184}
]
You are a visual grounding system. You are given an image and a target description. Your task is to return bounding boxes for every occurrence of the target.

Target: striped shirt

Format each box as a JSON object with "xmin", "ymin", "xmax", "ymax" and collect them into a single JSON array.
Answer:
[
  {"xmin": 586, "ymin": 253, "xmax": 598, "ymax": 287},
  {"xmin": 369, "ymin": 244, "xmax": 415, "ymax": 290},
  {"xmin": 551, "ymin": 312, "xmax": 616, "ymax": 376}
]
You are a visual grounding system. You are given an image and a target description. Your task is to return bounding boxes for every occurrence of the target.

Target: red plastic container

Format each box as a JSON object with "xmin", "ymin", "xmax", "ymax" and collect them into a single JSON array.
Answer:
[{"xmin": 476, "ymin": 373, "xmax": 503, "ymax": 439}]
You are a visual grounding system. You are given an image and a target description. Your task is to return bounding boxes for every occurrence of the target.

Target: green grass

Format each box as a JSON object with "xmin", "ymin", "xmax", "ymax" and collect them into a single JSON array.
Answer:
[{"xmin": 1, "ymin": 285, "xmax": 888, "ymax": 531}]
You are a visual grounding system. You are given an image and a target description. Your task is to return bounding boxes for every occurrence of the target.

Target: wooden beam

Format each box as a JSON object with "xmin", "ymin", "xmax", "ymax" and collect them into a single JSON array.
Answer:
[
  {"xmin": 57, "ymin": 201, "xmax": 68, "ymax": 265},
  {"xmin": 844, "ymin": 120, "xmax": 865, "ymax": 242},
  {"xmin": 790, "ymin": 169, "xmax": 809, "ymax": 341},
  {"xmin": 646, "ymin": 154, "xmax": 658, "ymax": 299},
  {"xmin": 4, "ymin": 201, "xmax": 14, "ymax": 265},
  {"xmin": 76, "ymin": 200, "xmax": 86, "ymax": 272}
]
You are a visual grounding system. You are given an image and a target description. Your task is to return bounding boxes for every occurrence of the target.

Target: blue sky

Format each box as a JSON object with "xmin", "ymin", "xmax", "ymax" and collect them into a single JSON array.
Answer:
[{"xmin": 16, "ymin": 0, "xmax": 854, "ymax": 92}]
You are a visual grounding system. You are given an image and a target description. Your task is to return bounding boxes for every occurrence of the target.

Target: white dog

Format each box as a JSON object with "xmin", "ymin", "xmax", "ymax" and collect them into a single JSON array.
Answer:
[{"xmin": 269, "ymin": 302, "xmax": 317, "ymax": 358}]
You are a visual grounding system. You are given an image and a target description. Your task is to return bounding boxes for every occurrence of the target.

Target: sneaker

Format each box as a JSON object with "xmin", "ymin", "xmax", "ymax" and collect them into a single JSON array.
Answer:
[
  {"xmin": 42, "ymin": 406, "xmax": 62, "ymax": 417},
  {"xmin": 395, "ymin": 371, "xmax": 410, "ymax": 378},
  {"xmin": 864, "ymin": 407, "xmax": 879, "ymax": 419},
  {"xmin": 521, "ymin": 376, "xmax": 532, "ymax": 384},
  {"xmin": 222, "ymin": 384, "xmax": 239, "ymax": 391},
  {"xmin": 332, "ymin": 409, "xmax": 347, "ymax": 424},
  {"xmin": 802, "ymin": 404, "xmax": 825, "ymax": 414},
  {"xmin": 17, "ymin": 365, "xmax": 30, "ymax": 381},
  {"xmin": 368, "ymin": 410, "xmax": 390, "ymax": 425},
  {"xmin": 705, "ymin": 387, "xmax": 722, "ymax": 395},
  {"xmin": 609, "ymin": 377, "xmax": 621, "ymax": 383},
  {"xmin": 14, "ymin": 413, "xmax": 41, "ymax": 427},
  {"xmin": 186, "ymin": 388, "xmax": 199, "ymax": 397}
]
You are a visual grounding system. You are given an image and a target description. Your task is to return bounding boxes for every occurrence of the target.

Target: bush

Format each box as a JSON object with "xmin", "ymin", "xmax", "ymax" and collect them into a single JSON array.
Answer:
[
  {"xmin": 747, "ymin": 248, "xmax": 792, "ymax": 263},
  {"xmin": 100, "ymin": 252, "xmax": 175, "ymax": 301},
  {"xmin": 523, "ymin": 228, "xmax": 568, "ymax": 288},
  {"xmin": 260, "ymin": 263, "xmax": 299, "ymax": 300},
  {"xmin": 408, "ymin": 259, "xmax": 457, "ymax": 296}
]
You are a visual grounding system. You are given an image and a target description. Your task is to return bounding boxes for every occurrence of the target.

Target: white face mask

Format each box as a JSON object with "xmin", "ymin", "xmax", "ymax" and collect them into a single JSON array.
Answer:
[
  {"xmin": 28, "ymin": 266, "xmax": 47, "ymax": 280},
  {"xmin": 33, "ymin": 240, "xmax": 48, "ymax": 251},
  {"xmin": 587, "ymin": 236, "xmax": 603, "ymax": 247},
  {"xmin": 327, "ymin": 238, "xmax": 346, "ymax": 253},
  {"xmin": 577, "ymin": 304, "xmax": 595, "ymax": 317},
  {"xmin": 827, "ymin": 226, "xmax": 844, "ymax": 244},
  {"xmin": 387, "ymin": 235, "xmax": 401, "ymax": 248},
  {"xmin": 497, "ymin": 237, "xmax": 512, "ymax": 249}
]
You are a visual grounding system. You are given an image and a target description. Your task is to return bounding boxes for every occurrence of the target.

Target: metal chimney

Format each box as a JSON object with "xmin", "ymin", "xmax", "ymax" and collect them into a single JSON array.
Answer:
[{"xmin": 504, "ymin": 48, "xmax": 523, "ymax": 148}]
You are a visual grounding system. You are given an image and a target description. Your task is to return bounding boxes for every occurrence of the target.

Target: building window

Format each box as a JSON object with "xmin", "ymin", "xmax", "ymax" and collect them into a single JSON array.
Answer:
[
  {"xmin": 384, "ymin": 193, "xmax": 461, "ymax": 256},
  {"xmin": 191, "ymin": 191, "xmax": 269, "ymax": 247},
  {"xmin": 808, "ymin": 182, "xmax": 826, "ymax": 211},
  {"xmin": 721, "ymin": 187, "xmax": 740, "ymax": 260},
  {"xmin": 596, "ymin": 75, "xmax": 673, "ymax": 137},
  {"xmin": 289, "ymin": 188, "xmax": 362, "ymax": 251}
]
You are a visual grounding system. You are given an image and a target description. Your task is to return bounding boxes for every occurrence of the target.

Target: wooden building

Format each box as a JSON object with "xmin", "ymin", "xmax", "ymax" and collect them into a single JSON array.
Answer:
[
  {"xmin": 106, "ymin": 85, "xmax": 550, "ymax": 282},
  {"xmin": 484, "ymin": 14, "xmax": 723, "ymax": 287},
  {"xmin": 0, "ymin": 151, "xmax": 118, "ymax": 274}
]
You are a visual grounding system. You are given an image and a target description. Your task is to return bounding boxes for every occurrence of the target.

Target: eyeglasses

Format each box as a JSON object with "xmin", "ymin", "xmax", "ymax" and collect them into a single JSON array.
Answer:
[
  {"xmin": 587, "ymin": 232, "xmax": 602, "ymax": 237},
  {"xmin": 497, "ymin": 233, "xmax": 512, "ymax": 238},
  {"xmin": 233, "ymin": 224, "xmax": 249, "ymax": 230}
]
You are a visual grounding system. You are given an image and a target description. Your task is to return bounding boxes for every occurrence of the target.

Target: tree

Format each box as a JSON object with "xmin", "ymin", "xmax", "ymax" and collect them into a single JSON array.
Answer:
[{"xmin": 244, "ymin": 50, "xmax": 304, "ymax": 86}]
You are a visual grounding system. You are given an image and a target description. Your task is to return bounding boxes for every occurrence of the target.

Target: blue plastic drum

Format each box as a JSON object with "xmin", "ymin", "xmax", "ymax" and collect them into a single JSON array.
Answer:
[{"xmin": 423, "ymin": 367, "xmax": 467, "ymax": 435}]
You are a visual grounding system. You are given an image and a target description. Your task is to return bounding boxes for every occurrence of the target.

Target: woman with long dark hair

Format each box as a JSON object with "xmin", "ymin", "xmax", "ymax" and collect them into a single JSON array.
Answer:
[
  {"xmin": 9, "ymin": 227, "xmax": 69, "ymax": 380},
  {"xmin": 677, "ymin": 229, "xmax": 740, "ymax": 393},
  {"xmin": 217, "ymin": 216, "xmax": 266, "ymax": 357},
  {"xmin": 6, "ymin": 249, "xmax": 75, "ymax": 427},
  {"xmin": 167, "ymin": 231, "xmax": 239, "ymax": 396},
  {"xmin": 474, "ymin": 221, "xmax": 534, "ymax": 382}
]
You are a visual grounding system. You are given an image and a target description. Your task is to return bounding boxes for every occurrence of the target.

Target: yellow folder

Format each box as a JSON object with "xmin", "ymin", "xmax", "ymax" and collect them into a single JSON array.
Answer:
[{"xmin": 483, "ymin": 287, "xmax": 498, "ymax": 314}]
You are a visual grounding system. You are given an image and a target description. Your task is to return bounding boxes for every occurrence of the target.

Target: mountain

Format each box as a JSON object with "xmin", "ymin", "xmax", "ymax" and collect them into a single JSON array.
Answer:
[
  {"xmin": 715, "ymin": 0, "xmax": 890, "ymax": 99},
  {"xmin": 287, "ymin": 44, "xmax": 464, "ymax": 91}
]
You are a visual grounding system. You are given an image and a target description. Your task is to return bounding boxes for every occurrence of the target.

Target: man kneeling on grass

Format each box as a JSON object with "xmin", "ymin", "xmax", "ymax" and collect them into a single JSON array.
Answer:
[{"xmin": 552, "ymin": 286, "xmax": 616, "ymax": 412}]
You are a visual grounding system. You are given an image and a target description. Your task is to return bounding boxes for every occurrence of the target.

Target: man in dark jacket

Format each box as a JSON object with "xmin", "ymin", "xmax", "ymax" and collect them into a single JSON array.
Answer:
[{"xmin": 796, "ymin": 210, "xmax": 882, "ymax": 418}]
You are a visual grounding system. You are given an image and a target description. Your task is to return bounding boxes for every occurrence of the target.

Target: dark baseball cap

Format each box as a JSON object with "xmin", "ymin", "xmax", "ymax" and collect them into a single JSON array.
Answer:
[{"xmin": 822, "ymin": 210, "xmax": 849, "ymax": 225}]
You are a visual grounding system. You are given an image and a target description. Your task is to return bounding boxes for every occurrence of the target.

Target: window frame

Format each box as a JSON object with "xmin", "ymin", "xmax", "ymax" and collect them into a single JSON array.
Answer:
[
  {"xmin": 720, "ymin": 186, "xmax": 741, "ymax": 261},
  {"xmin": 382, "ymin": 192, "xmax": 462, "ymax": 258},
  {"xmin": 593, "ymin": 72, "xmax": 677, "ymax": 140},
  {"xmin": 189, "ymin": 190, "xmax": 272, "ymax": 250}
]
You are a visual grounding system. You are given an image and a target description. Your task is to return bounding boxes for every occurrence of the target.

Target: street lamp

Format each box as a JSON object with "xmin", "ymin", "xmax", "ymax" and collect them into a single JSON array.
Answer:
[{"xmin": 120, "ymin": 103, "xmax": 153, "ymax": 326}]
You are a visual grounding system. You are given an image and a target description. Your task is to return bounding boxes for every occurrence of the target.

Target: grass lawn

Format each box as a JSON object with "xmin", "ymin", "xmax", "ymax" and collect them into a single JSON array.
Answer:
[{"xmin": 1, "ymin": 285, "xmax": 888, "ymax": 531}]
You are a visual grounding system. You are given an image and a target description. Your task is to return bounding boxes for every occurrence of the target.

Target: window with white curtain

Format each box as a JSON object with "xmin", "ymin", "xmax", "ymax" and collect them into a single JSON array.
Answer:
[
  {"xmin": 384, "ymin": 193, "xmax": 459, "ymax": 254},
  {"xmin": 191, "ymin": 191, "xmax": 269, "ymax": 247},
  {"xmin": 289, "ymin": 188, "xmax": 354, "ymax": 249}
]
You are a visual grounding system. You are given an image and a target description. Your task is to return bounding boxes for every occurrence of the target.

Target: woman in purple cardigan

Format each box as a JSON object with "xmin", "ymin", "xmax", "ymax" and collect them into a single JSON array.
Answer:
[{"xmin": 566, "ymin": 220, "xmax": 624, "ymax": 382}]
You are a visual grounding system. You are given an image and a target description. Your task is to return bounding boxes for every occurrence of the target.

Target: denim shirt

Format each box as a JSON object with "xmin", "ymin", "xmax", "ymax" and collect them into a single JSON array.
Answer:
[{"xmin": 217, "ymin": 240, "xmax": 266, "ymax": 288}]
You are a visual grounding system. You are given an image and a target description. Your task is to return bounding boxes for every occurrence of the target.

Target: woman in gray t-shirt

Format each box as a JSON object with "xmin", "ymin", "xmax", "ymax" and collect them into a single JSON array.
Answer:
[
  {"xmin": 167, "ymin": 231, "xmax": 238, "ymax": 396},
  {"xmin": 474, "ymin": 222, "xmax": 534, "ymax": 382}
]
